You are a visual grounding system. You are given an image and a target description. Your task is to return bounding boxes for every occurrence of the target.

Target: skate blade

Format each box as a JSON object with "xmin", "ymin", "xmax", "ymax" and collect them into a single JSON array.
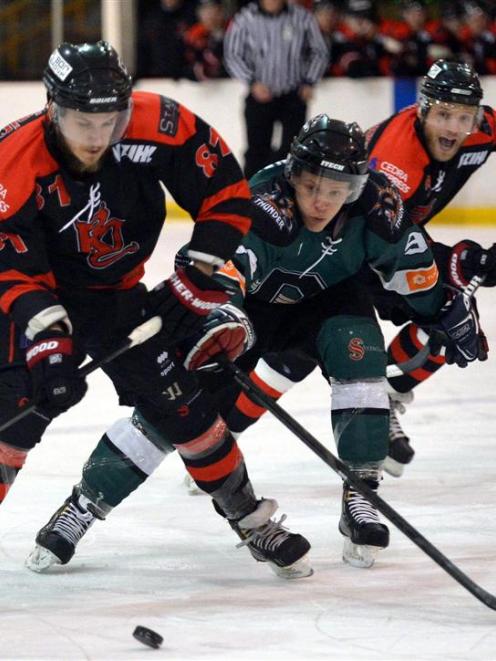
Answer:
[
  {"xmin": 342, "ymin": 538, "xmax": 381, "ymax": 569},
  {"xmin": 383, "ymin": 456, "xmax": 405, "ymax": 478},
  {"xmin": 268, "ymin": 553, "xmax": 313, "ymax": 579},
  {"xmin": 183, "ymin": 474, "xmax": 206, "ymax": 496},
  {"xmin": 25, "ymin": 545, "xmax": 62, "ymax": 573}
]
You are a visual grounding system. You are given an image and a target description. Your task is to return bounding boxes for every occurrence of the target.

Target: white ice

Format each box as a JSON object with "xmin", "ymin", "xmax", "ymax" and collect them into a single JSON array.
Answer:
[{"xmin": 1, "ymin": 222, "xmax": 496, "ymax": 661}]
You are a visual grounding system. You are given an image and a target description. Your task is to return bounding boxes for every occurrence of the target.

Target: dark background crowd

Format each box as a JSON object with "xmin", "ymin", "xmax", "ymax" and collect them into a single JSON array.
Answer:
[
  {"xmin": 136, "ymin": 0, "xmax": 496, "ymax": 81},
  {"xmin": 0, "ymin": 0, "xmax": 495, "ymax": 81}
]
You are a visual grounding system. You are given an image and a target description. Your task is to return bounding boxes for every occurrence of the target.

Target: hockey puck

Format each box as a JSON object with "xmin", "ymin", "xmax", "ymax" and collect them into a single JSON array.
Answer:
[{"xmin": 133, "ymin": 625, "xmax": 163, "ymax": 649}]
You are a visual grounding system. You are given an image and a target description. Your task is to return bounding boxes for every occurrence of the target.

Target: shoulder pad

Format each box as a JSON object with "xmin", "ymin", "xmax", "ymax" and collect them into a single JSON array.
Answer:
[
  {"xmin": 249, "ymin": 160, "xmax": 286, "ymax": 192},
  {"xmin": 248, "ymin": 164, "xmax": 299, "ymax": 246},
  {"xmin": 358, "ymin": 170, "xmax": 407, "ymax": 242},
  {"xmin": 479, "ymin": 105, "xmax": 496, "ymax": 137},
  {"xmin": 249, "ymin": 177, "xmax": 300, "ymax": 247}
]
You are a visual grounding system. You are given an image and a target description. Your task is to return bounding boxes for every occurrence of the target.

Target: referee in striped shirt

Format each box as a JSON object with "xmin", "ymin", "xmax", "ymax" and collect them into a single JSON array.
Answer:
[{"xmin": 224, "ymin": 0, "xmax": 329, "ymax": 178}]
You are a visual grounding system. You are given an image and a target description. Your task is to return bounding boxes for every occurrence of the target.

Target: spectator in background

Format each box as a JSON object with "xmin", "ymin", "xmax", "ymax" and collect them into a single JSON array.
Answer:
[
  {"xmin": 223, "ymin": 0, "xmax": 328, "ymax": 178},
  {"xmin": 137, "ymin": 0, "xmax": 197, "ymax": 78},
  {"xmin": 183, "ymin": 0, "xmax": 228, "ymax": 80},
  {"xmin": 384, "ymin": 0, "xmax": 454, "ymax": 77},
  {"xmin": 313, "ymin": 0, "xmax": 342, "ymax": 77},
  {"xmin": 331, "ymin": 0, "xmax": 395, "ymax": 77},
  {"xmin": 437, "ymin": 2, "xmax": 466, "ymax": 60},
  {"xmin": 459, "ymin": 0, "xmax": 496, "ymax": 74},
  {"xmin": 385, "ymin": 0, "xmax": 434, "ymax": 76}
]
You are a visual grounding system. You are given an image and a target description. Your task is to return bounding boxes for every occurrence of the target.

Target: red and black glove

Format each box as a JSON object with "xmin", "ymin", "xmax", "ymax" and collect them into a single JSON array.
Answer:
[
  {"xmin": 148, "ymin": 265, "xmax": 232, "ymax": 344},
  {"xmin": 181, "ymin": 303, "xmax": 256, "ymax": 371},
  {"xmin": 25, "ymin": 330, "xmax": 87, "ymax": 417},
  {"xmin": 449, "ymin": 240, "xmax": 496, "ymax": 288}
]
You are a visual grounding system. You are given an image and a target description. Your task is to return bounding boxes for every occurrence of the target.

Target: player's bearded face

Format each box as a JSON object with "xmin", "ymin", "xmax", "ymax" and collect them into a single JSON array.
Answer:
[
  {"xmin": 51, "ymin": 105, "xmax": 130, "ymax": 171},
  {"xmin": 293, "ymin": 172, "xmax": 351, "ymax": 232},
  {"xmin": 422, "ymin": 102, "xmax": 479, "ymax": 162}
]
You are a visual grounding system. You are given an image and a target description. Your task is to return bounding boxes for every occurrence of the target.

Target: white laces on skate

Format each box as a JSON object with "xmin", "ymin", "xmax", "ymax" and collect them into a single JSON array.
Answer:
[
  {"xmin": 389, "ymin": 407, "xmax": 407, "ymax": 442},
  {"xmin": 236, "ymin": 514, "xmax": 290, "ymax": 551},
  {"xmin": 52, "ymin": 502, "xmax": 95, "ymax": 546},
  {"xmin": 346, "ymin": 489, "xmax": 380, "ymax": 525}
]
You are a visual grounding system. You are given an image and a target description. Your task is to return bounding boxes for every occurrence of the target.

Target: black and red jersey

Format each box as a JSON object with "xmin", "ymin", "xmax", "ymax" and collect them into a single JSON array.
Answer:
[
  {"xmin": 366, "ymin": 104, "xmax": 496, "ymax": 227},
  {"xmin": 0, "ymin": 91, "xmax": 251, "ymax": 332}
]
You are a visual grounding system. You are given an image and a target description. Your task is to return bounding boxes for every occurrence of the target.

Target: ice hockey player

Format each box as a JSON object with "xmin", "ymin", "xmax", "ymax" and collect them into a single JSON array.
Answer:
[
  {"xmin": 26, "ymin": 114, "xmax": 485, "ymax": 571},
  {"xmin": 0, "ymin": 40, "xmax": 312, "ymax": 580},
  {"xmin": 215, "ymin": 60, "xmax": 496, "ymax": 479},
  {"xmin": 366, "ymin": 59, "xmax": 496, "ymax": 476}
]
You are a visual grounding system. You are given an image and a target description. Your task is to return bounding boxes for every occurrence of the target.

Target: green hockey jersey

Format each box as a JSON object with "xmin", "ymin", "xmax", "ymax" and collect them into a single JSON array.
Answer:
[{"xmin": 215, "ymin": 161, "xmax": 444, "ymax": 319}]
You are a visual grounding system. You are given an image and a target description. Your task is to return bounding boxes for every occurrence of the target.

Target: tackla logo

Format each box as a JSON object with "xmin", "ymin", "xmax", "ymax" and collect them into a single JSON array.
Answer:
[{"xmin": 75, "ymin": 202, "xmax": 139, "ymax": 269}]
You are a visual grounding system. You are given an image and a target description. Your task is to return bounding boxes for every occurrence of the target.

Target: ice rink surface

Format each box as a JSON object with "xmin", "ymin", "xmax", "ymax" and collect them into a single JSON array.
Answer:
[{"xmin": 1, "ymin": 221, "xmax": 496, "ymax": 661}]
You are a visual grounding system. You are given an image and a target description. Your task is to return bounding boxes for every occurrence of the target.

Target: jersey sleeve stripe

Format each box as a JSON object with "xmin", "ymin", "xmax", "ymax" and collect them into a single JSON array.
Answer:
[
  {"xmin": 197, "ymin": 180, "xmax": 251, "ymax": 217},
  {"xmin": 196, "ymin": 211, "xmax": 252, "ymax": 234},
  {"xmin": 0, "ymin": 270, "xmax": 56, "ymax": 313}
]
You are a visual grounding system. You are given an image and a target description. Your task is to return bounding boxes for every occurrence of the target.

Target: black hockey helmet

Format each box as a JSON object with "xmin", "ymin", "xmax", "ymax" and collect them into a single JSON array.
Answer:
[
  {"xmin": 419, "ymin": 60, "xmax": 483, "ymax": 111},
  {"xmin": 43, "ymin": 41, "xmax": 132, "ymax": 113},
  {"xmin": 285, "ymin": 114, "xmax": 369, "ymax": 202}
]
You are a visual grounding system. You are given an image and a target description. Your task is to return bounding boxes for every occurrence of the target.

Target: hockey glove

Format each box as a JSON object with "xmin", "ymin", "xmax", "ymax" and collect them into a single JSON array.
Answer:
[
  {"xmin": 449, "ymin": 240, "xmax": 496, "ymax": 288},
  {"xmin": 182, "ymin": 303, "xmax": 256, "ymax": 371},
  {"xmin": 148, "ymin": 265, "xmax": 232, "ymax": 344},
  {"xmin": 435, "ymin": 291, "xmax": 487, "ymax": 367},
  {"xmin": 25, "ymin": 330, "xmax": 87, "ymax": 417}
]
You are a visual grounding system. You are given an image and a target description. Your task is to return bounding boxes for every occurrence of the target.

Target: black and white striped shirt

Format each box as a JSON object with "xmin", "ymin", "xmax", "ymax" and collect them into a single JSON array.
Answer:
[{"xmin": 223, "ymin": 2, "xmax": 329, "ymax": 96}]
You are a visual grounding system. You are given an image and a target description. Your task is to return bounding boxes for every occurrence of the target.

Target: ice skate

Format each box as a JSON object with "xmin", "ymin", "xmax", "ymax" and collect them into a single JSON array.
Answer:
[
  {"xmin": 26, "ymin": 487, "xmax": 101, "ymax": 573},
  {"xmin": 339, "ymin": 475, "xmax": 389, "ymax": 569},
  {"xmin": 230, "ymin": 498, "xmax": 313, "ymax": 579},
  {"xmin": 384, "ymin": 392, "xmax": 415, "ymax": 478}
]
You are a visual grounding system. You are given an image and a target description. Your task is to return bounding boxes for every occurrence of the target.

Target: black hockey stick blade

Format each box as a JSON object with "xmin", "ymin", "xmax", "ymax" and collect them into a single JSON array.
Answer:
[
  {"xmin": 0, "ymin": 315, "xmax": 162, "ymax": 434},
  {"xmin": 224, "ymin": 359, "xmax": 496, "ymax": 611}
]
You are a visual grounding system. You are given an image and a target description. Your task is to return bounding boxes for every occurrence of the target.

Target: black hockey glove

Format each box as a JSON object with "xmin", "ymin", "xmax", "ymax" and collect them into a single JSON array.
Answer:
[
  {"xmin": 25, "ymin": 330, "xmax": 87, "ymax": 417},
  {"xmin": 449, "ymin": 240, "xmax": 496, "ymax": 288},
  {"xmin": 147, "ymin": 265, "xmax": 232, "ymax": 344},
  {"xmin": 180, "ymin": 303, "xmax": 256, "ymax": 371},
  {"xmin": 434, "ymin": 291, "xmax": 488, "ymax": 367}
]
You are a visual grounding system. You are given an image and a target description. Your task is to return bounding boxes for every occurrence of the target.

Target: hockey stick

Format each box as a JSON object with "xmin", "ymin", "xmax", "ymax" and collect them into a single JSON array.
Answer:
[
  {"xmin": 0, "ymin": 315, "xmax": 163, "ymax": 434},
  {"xmin": 224, "ymin": 357, "xmax": 496, "ymax": 611},
  {"xmin": 386, "ymin": 274, "xmax": 485, "ymax": 378}
]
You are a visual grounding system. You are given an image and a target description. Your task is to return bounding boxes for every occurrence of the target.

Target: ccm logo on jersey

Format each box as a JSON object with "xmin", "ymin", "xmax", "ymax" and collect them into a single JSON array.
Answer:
[
  {"xmin": 404, "ymin": 231, "xmax": 428, "ymax": 255},
  {"xmin": 112, "ymin": 144, "xmax": 157, "ymax": 163},
  {"xmin": 457, "ymin": 150, "xmax": 489, "ymax": 168}
]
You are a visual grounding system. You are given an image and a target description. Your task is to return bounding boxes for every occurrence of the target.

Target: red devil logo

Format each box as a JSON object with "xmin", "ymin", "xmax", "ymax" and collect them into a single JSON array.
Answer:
[{"xmin": 75, "ymin": 202, "xmax": 139, "ymax": 269}]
